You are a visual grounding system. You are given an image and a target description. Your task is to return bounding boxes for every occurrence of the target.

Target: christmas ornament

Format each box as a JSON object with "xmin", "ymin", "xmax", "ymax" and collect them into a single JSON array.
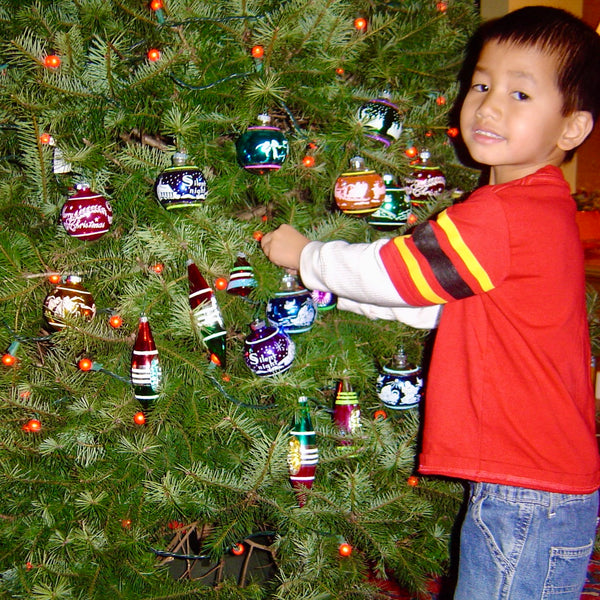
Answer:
[
  {"xmin": 60, "ymin": 183, "xmax": 113, "ymax": 241},
  {"xmin": 43, "ymin": 275, "xmax": 96, "ymax": 330},
  {"xmin": 243, "ymin": 319, "xmax": 295, "ymax": 377},
  {"xmin": 154, "ymin": 152, "xmax": 208, "ymax": 210},
  {"xmin": 187, "ymin": 260, "xmax": 227, "ymax": 369},
  {"xmin": 376, "ymin": 348, "xmax": 423, "ymax": 410},
  {"xmin": 333, "ymin": 378, "xmax": 361, "ymax": 447},
  {"xmin": 287, "ymin": 396, "xmax": 319, "ymax": 506},
  {"xmin": 226, "ymin": 253, "xmax": 256, "ymax": 297},
  {"xmin": 236, "ymin": 114, "xmax": 289, "ymax": 174},
  {"xmin": 368, "ymin": 173, "xmax": 413, "ymax": 230},
  {"xmin": 334, "ymin": 157, "xmax": 386, "ymax": 216},
  {"xmin": 357, "ymin": 97, "xmax": 403, "ymax": 146},
  {"xmin": 404, "ymin": 150, "xmax": 446, "ymax": 208},
  {"xmin": 266, "ymin": 273, "xmax": 317, "ymax": 334},
  {"xmin": 311, "ymin": 289, "xmax": 337, "ymax": 312},
  {"xmin": 131, "ymin": 315, "xmax": 162, "ymax": 406}
]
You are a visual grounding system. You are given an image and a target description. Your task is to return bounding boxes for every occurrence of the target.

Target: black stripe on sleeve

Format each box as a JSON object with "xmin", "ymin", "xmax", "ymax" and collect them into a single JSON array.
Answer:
[{"xmin": 412, "ymin": 222, "xmax": 475, "ymax": 300}]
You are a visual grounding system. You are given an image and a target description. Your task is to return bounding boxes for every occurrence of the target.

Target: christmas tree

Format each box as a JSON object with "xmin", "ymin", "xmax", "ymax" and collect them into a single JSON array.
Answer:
[{"xmin": 0, "ymin": 1, "xmax": 481, "ymax": 598}]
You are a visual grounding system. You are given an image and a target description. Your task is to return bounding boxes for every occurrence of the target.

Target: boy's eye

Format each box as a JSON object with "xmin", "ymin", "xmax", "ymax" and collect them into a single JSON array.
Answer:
[
  {"xmin": 511, "ymin": 91, "xmax": 530, "ymax": 101},
  {"xmin": 471, "ymin": 83, "xmax": 488, "ymax": 92}
]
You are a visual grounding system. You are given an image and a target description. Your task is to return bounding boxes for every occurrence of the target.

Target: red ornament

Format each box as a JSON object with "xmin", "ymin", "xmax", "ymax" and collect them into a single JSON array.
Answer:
[
  {"xmin": 23, "ymin": 419, "xmax": 42, "ymax": 432},
  {"xmin": 150, "ymin": 0, "xmax": 163, "ymax": 9},
  {"xmin": 109, "ymin": 315, "xmax": 123, "ymax": 328},
  {"xmin": 61, "ymin": 184, "xmax": 113, "ymax": 241},
  {"xmin": 131, "ymin": 315, "xmax": 162, "ymax": 406},
  {"xmin": 405, "ymin": 146, "xmax": 418, "ymax": 159},
  {"xmin": 40, "ymin": 132, "xmax": 52, "ymax": 144},
  {"xmin": 133, "ymin": 411, "xmax": 146, "ymax": 425},
  {"xmin": 302, "ymin": 155, "xmax": 315, "ymax": 168},
  {"xmin": 215, "ymin": 277, "xmax": 227, "ymax": 291},
  {"xmin": 2, "ymin": 353, "xmax": 16, "ymax": 366},
  {"xmin": 407, "ymin": 475, "xmax": 419, "ymax": 487},
  {"xmin": 354, "ymin": 17, "xmax": 367, "ymax": 31},
  {"xmin": 44, "ymin": 54, "xmax": 61, "ymax": 68},
  {"xmin": 231, "ymin": 543, "xmax": 245, "ymax": 556},
  {"xmin": 251, "ymin": 45, "xmax": 264, "ymax": 58},
  {"xmin": 339, "ymin": 542, "xmax": 353, "ymax": 557},
  {"xmin": 147, "ymin": 48, "xmax": 161, "ymax": 62},
  {"xmin": 78, "ymin": 358, "xmax": 93, "ymax": 371}
]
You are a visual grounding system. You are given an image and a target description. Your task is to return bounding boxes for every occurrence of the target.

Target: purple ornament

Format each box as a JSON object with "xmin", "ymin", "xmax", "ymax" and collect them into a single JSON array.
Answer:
[
  {"xmin": 244, "ymin": 320, "xmax": 295, "ymax": 377},
  {"xmin": 61, "ymin": 184, "xmax": 113, "ymax": 241},
  {"xmin": 311, "ymin": 289, "xmax": 337, "ymax": 312}
]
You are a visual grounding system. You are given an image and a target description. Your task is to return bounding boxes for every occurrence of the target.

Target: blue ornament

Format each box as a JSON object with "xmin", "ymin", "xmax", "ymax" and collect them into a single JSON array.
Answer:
[
  {"xmin": 236, "ymin": 114, "xmax": 289, "ymax": 175},
  {"xmin": 155, "ymin": 152, "xmax": 208, "ymax": 210},
  {"xmin": 266, "ymin": 274, "xmax": 317, "ymax": 334},
  {"xmin": 376, "ymin": 349, "xmax": 423, "ymax": 410}
]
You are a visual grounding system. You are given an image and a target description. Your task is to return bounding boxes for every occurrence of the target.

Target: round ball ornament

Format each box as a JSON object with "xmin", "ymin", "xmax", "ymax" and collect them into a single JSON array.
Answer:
[
  {"xmin": 376, "ymin": 348, "xmax": 423, "ymax": 410},
  {"xmin": 368, "ymin": 174, "xmax": 412, "ymax": 230},
  {"xmin": 244, "ymin": 319, "xmax": 295, "ymax": 377},
  {"xmin": 236, "ymin": 114, "xmax": 289, "ymax": 175},
  {"xmin": 311, "ymin": 289, "xmax": 337, "ymax": 312},
  {"xmin": 43, "ymin": 275, "xmax": 96, "ymax": 330},
  {"xmin": 154, "ymin": 152, "xmax": 208, "ymax": 210},
  {"xmin": 266, "ymin": 274, "xmax": 317, "ymax": 334},
  {"xmin": 404, "ymin": 150, "xmax": 446, "ymax": 208},
  {"xmin": 334, "ymin": 157, "xmax": 386, "ymax": 216},
  {"xmin": 357, "ymin": 97, "xmax": 403, "ymax": 146},
  {"xmin": 60, "ymin": 184, "xmax": 113, "ymax": 241}
]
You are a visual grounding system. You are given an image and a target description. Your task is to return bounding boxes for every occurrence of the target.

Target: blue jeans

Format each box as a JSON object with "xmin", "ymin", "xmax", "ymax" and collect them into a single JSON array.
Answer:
[{"xmin": 454, "ymin": 482, "xmax": 598, "ymax": 600}]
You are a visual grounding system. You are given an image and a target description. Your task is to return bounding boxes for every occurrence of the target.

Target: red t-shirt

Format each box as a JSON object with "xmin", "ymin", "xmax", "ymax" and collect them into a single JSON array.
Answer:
[{"xmin": 380, "ymin": 166, "xmax": 600, "ymax": 493}]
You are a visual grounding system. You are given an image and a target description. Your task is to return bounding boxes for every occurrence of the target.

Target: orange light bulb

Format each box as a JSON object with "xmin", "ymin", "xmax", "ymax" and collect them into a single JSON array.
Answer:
[
  {"xmin": 44, "ymin": 54, "xmax": 61, "ymax": 68},
  {"xmin": 302, "ymin": 155, "xmax": 315, "ymax": 168},
  {"xmin": 354, "ymin": 17, "xmax": 367, "ymax": 31},
  {"xmin": 447, "ymin": 127, "xmax": 459, "ymax": 138},
  {"xmin": 109, "ymin": 315, "xmax": 123, "ymax": 329},
  {"xmin": 48, "ymin": 274, "xmax": 61, "ymax": 284},
  {"xmin": 40, "ymin": 133, "xmax": 52, "ymax": 144},
  {"xmin": 152, "ymin": 263, "xmax": 164, "ymax": 274},
  {"xmin": 147, "ymin": 48, "xmax": 161, "ymax": 62},
  {"xmin": 2, "ymin": 353, "xmax": 16, "ymax": 366},
  {"xmin": 231, "ymin": 543, "xmax": 245, "ymax": 556},
  {"xmin": 405, "ymin": 146, "xmax": 418, "ymax": 159},
  {"xmin": 78, "ymin": 358, "xmax": 93, "ymax": 372},
  {"xmin": 407, "ymin": 475, "xmax": 419, "ymax": 487},
  {"xmin": 339, "ymin": 542, "xmax": 353, "ymax": 557},
  {"xmin": 133, "ymin": 411, "xmax": 146, "ymax": 425},
  {"xmin": 215, "ymin": 277, "xmax": 228, "ymax": 291},
  {"xmin": 252, "ymin": 230, "xmax": 263, "ymax": 241},
  {"xmin": 251, "ymin": 45, "xmax": 264, "ymax": 59},
  {"xmin": 150, "ymin": 0, "xmax": 163, "ymax": 9}
]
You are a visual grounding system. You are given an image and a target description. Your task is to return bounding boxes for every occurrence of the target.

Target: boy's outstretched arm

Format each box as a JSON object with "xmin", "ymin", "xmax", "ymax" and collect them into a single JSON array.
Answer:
[{"xmin": 261, "ymin": 224, "xmax": 310, "ymax": 272}]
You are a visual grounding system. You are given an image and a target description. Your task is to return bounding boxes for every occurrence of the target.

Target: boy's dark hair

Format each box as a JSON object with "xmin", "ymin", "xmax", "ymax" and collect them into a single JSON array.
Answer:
[{"xmin": 478, "ymin": 6, "xmax": 600, "ymax": 122}]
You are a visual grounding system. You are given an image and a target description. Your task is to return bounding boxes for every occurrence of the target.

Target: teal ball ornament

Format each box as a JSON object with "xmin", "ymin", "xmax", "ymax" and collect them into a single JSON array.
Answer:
[
  {"xmin": 368, "ymin": 174, "xmax": 413, "ymax": 230},
  {"xmin": 357, "ymin": 98, "xmax": 403, "ymax": 146},
  {"xmin": 155, "ymin": 152, "xmax": 208, "ymax": 210},
  {"xmin": 236, "ymin": 115, "xmax": 289, "ymax": 175}
]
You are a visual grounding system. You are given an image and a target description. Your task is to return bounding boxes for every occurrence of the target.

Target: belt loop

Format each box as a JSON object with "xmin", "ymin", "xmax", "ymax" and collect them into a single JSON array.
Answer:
[{"xmin": 548, "ymin": 492, "xmax": 556, "ymax": 518}]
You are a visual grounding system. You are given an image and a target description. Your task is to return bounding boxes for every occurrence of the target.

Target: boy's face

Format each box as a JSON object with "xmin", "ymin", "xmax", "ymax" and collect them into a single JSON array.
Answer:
[{"xmin": 459, "ymin": 40, "xmax": 576, "ymax": 185}]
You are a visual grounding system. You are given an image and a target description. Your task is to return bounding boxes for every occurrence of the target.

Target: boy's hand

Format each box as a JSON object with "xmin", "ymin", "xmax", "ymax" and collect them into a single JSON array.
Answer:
[{"xmin": 261, "ymin": 224, "xmax": 310, "ymax": 272}]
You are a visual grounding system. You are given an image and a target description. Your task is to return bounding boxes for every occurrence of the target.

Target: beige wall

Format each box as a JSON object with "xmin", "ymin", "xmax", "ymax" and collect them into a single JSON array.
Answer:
[{"xmin": 479, "ymin": 0, "xmax": 600, "ymax": 192}]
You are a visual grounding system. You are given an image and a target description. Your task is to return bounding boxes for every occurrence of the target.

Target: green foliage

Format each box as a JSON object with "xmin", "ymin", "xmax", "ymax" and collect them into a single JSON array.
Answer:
[{"xmin": 0, "ymin": 1, "xmax": 479, "ymax": 598}]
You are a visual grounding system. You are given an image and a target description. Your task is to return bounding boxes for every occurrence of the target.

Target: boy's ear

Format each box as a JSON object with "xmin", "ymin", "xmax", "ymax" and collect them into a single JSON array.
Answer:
[{"xmin": 558, "ymin": 110, "xmax": 594, "ymax": 152}]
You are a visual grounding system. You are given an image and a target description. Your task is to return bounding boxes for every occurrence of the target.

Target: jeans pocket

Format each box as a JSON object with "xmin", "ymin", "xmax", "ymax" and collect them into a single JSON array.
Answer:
[{"xmin": 542, "ymin": 540, "xmax": 593, "ymax": 598}]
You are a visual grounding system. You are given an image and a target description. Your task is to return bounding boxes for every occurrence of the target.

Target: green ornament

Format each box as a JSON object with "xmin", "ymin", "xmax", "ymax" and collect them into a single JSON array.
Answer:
[{"xmin": 236, "ymin": 114, "xmax": 289, "ymax": 175}]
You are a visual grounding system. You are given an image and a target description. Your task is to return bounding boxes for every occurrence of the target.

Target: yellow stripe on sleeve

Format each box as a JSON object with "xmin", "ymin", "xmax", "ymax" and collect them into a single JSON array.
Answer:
[
  {"xmin": 393, "ymin": 236, "xmax": 447, "ymax": 304},
  {"xmin": 436, "ymin": 211, "xmax": 495, "ymax": 292}
]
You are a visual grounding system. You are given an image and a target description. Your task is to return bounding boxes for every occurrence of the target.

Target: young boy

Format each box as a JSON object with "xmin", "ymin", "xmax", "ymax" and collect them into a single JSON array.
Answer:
[{"xmin": 261, "ymin": 6, "xmax": 600, "ymax": 599}]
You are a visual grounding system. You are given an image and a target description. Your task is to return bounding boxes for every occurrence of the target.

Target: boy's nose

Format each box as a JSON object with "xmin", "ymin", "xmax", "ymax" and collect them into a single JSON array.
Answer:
[{"xmin": 475, "ymin": 93, "xmax": 501, "ymax": 120}]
